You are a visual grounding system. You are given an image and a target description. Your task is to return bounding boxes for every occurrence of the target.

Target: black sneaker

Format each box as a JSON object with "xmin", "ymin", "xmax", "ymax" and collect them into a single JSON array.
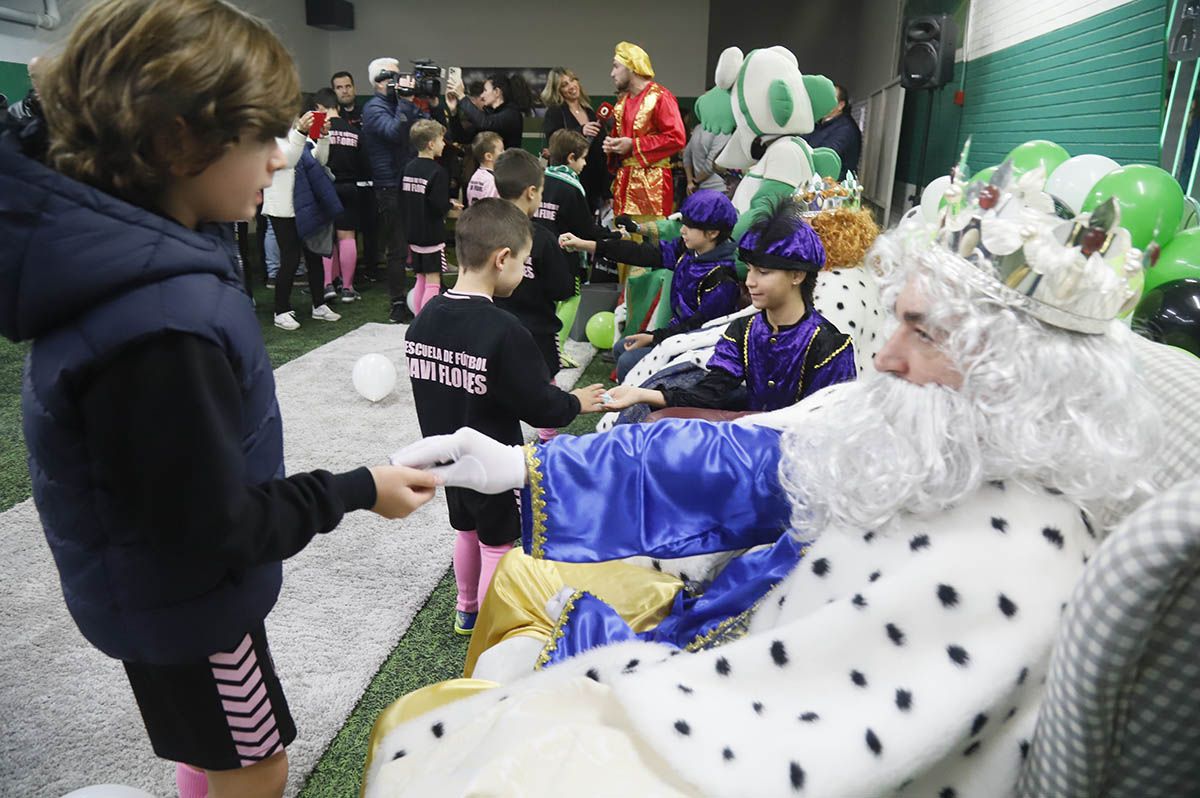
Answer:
[
  {"xmin": 388, "ymin": 301, "xmax": 414, "ymax": 324},
  {"xmin": 323, "ymin": 284, "xmax": 338, "ymax": 302}
]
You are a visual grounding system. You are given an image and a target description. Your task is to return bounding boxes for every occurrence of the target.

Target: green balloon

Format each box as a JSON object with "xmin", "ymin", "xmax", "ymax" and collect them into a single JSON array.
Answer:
[
  {"xmin": 1145, "ymin": 227, "xmax": 1200, "ymax": 294},
  {"xmin": 1082, "ymin": 164, "xmax": 1185, "ymax": 250},
  {"xmin": 1005, "ymin": 140, "xmax": 1070, "ymax": 180},
  {"xmin": 969, "ymin": 165, "xmax": 999, "ymax": 185},
  {"xmin": 585, "ymin": 311, "xmax": 617, "ymax": 350}
]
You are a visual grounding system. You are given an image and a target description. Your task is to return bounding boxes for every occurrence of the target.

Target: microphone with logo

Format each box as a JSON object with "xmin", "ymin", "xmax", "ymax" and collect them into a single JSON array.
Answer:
[{"xmin": 588, "ymin": 101, "xmax": 616, "ymax": 144}]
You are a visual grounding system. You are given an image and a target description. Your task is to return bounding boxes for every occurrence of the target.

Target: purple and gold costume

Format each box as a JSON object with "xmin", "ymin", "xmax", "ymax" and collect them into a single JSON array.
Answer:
[
  {"xmin": 655, "ymin": 211, "xmax": 857, "ymax": 412},
  {"xmin": 598, "ymin": 190, "xmax": 742, "ymax": 344},
  {"xmin": 666, "ymin": 309, "xmax": 856, "ymax": 411}
]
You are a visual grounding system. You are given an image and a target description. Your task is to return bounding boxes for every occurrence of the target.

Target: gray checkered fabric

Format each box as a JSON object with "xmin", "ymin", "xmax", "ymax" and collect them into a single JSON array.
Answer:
[
  {"xmin": 1133, "ymin": 334, "xmax": 1200, "ymax": 488},
  {"xmin": 1017, "ymin": 478, "xmax": 1200, "ymax": 798}
]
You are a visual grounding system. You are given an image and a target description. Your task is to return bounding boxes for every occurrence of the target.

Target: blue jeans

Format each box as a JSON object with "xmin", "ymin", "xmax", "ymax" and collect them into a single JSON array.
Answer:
[
  {"xmin": 264, "ymin": 219, "xmax": 280, "ymax": 279},
  {"xmin": 613, "ymin": 336, "xmax": 655, "ymax": 382}
]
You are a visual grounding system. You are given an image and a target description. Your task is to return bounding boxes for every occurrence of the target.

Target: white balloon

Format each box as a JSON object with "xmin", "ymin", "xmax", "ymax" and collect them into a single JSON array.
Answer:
[
  {"xmin": 63, "ymin": 787, "xmax": 156, "ymax": 798},
  {"xmin": 406, "ymin": 287, "xmax": 418, "ymax": 314},
  {"xmin": 352, "ymin": 353, "xmax": 397, "ymax": 402},
  {"xmin": 920, "ymin": 175, "xmax": 953, "ymax": 224},
  {"xmin": 1044, "ymin": 154, "xmax": 1120, "ymax": 216}
]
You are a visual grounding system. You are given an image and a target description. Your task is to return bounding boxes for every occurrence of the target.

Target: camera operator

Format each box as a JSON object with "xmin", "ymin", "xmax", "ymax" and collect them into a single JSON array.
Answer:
[
  {"xmin": 362, "ymin": 56, "xmax": 428, "ymax": 324},
  {"xmin": 1, "ymin": 57, "xmax": 48, "ymax": 162},
  {"xmin": 445, "ymin": 73, "xmax": 523, "ymax": 150}
]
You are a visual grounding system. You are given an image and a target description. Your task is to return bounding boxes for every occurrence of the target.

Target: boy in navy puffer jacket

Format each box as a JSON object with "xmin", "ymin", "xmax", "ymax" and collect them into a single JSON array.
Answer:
[{"xmin": 0, "ymin": 1, "xmax": 440, "ymax": 796}]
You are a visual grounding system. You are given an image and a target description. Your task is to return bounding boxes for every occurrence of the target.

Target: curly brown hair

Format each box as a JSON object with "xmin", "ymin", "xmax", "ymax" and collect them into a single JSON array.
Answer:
[
  {"xmin": 39, "ymin": 0, "xmax": 300, "ymax": 209},
  {"xmin": 808, "ymin": 208, "xmax": 881, "ymax": 269}
]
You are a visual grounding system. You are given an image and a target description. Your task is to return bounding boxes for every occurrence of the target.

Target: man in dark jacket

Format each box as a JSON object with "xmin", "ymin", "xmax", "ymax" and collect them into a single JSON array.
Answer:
[
  {"xmin": 362, "ymin": 56, "xmax": 427, "ymax": 323},
  {"xmin": 802, "ymin": 83, "xmax": 861, "ymax": 180}
]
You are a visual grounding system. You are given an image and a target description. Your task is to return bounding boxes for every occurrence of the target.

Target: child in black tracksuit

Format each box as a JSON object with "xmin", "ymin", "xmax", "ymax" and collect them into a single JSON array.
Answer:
[
  {"xmin": 491, "ymin": 148, "xmax": 578, "ymax": 441},
  {"xmin": 405, "ymin": 199, "xmax": 604, "ymax": 634},
  {"xmin": 535, "ymin": 129, "xmax": 621, "ymax": 275},
  {"xmin": 534, "ymin": 129, "xmax": 623, "ymax": 343},
  {"xmin": 403, "ymin": 118, "xmax": 461, "ymax": 314}
]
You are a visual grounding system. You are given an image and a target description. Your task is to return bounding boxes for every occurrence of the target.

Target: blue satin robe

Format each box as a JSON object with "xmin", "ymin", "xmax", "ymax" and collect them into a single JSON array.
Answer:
[{"xmin": 519, "ymin": 420, "xmax": 808, "ymax": 666}]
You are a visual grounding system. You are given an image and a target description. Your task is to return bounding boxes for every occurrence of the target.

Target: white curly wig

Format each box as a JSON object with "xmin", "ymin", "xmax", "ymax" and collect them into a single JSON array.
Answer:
[{"xmin": 780, "ymin": 219, "xmax": 1163, "ymax": 536}]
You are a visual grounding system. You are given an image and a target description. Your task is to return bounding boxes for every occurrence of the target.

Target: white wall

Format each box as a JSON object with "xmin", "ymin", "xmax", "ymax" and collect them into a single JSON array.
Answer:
[
  {"xmin": 705, "ymin": 0, "xmax": 903, "ymax": 103},
  {"xmin": 0, "ymin": 0, "xmax": 325, "ymax": 88},
  {"xmin": 234, "ymin": 0, "xmax": 330, "ymax": 89},
  {"xmin": 326, "ymin": 0, "xmax": 711, "ymax": 97},
  {"xmin": 964, "ymin": 0, "xmax": 1131, "ymax": 60},
  {"xmin": 0, "ymin": 0, "xmax": 66, "ymax": 64},
  {"xmin": 1, "ymin": 0, "xmax": 711, "ymax": 97}
]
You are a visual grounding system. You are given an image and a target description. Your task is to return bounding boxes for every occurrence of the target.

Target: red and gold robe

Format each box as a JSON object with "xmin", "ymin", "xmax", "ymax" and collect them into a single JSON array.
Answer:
[{"xmin": 609, "ymin": 82, "xmax": 686, "ymax": 218}]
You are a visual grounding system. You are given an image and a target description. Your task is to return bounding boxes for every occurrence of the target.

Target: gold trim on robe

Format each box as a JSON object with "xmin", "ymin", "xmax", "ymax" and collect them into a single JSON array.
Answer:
[
  {"xmin": 525, "ymin": 444, "xmax": 548, "ymax": 559},
  {"xmin": 464, "ymin": 550, "xmax": 683, "ymax": 677}
]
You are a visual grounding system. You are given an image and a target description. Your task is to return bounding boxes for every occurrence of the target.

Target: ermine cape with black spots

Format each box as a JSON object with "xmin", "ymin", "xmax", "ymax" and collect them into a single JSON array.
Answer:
[{"xmin": 365, "ymin": 421, "xmax": 1093, "ymax": 797}]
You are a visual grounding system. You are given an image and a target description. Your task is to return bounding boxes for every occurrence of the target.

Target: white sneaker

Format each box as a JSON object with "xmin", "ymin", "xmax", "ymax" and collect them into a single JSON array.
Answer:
[
  {"xmin": 273, "ymin": 310, "xmax": 299, "ymax": 331},
  {"xmin": 312, "ymin": 304, "xmax": 341, "ymax": 322}
]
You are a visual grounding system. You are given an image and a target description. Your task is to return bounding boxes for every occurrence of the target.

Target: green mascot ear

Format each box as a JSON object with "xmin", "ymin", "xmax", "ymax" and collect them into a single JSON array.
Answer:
[
  {"xmin": 804, "ymin": 74, "xmax": 837, "ymax": 121},
  {"xmin": 694, "ymin": 86, "xmax": 736, "ymax": 136},
  {"xmin": 812, "ymin": 147, "xmax": 842, "ymax": 179}
]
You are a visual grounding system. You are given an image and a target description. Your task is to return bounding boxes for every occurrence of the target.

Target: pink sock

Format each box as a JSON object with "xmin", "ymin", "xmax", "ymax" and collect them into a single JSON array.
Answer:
[
  {"xmin": 478, "ymin": 541, "xmax": 513, "ymax": 607},
  {"xmin": 176, "ymin": 763, "xmax": 207, "ymax": 798},
  {"xmin": 338, "ymin": 237, "xmax": 357, "ymax": 290},
  {"xmin": 413, "ymin": 273, "xmax": 428, "ymax": 312},
  {"xmin": 419, "ymin": 281, "xmax": 441, "ymax": 312},
  {"xmin": 454, "ymin": 530, "xmax": 481, "ymax": 612}
]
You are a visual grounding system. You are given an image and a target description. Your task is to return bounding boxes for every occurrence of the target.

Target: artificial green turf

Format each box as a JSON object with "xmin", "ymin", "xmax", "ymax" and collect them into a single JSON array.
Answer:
[
  {"xmin": 0, "ymin": 339, "xmax": 30, "ymax": 513},
  {"xmin": 296, "ymin": 350, "xmax": 618, "ymax": 798},
  {"xmin": 251, "ymin": 278, "xmax": 401, "ymax": 368},
  {"xmin": 297, "ymin": 568, "xmax": 468, "ymax": 797}
]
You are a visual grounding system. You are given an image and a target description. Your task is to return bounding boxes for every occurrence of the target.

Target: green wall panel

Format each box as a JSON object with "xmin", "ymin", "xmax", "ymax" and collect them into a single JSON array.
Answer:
[
  {"xmin": 898, "ymin": 0, "xmax": 1167, "ymax": 187},
  {"xmin": 0, "ymin": 61, "xmax": 33, "ymax": 107}
]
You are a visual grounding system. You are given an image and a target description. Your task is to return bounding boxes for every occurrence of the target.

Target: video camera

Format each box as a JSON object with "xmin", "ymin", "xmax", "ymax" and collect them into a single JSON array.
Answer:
[{"xmin": 375, "ymin": 59, "xmax": 444, "ymax": 100}]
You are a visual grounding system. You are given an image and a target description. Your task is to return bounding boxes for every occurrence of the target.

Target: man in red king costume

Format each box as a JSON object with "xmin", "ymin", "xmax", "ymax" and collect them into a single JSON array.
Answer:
[{"xmin": 603, "ymin": 42, "xmax": 686, "ymax": 230}]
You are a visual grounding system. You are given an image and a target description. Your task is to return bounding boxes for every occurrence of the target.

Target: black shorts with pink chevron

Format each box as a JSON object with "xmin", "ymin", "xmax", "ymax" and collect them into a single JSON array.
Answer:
[
  {"xmin": 122, "ymin": 622, "xmax": 296, "ymax": 771},
  {"xmin": 410, "ymin": 246, "xmax": 448, "ymax": 275}
]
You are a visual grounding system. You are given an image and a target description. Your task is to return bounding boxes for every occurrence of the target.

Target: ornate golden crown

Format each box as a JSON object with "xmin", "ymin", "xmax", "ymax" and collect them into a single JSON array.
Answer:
[{"xmin": 932, "ymin": 146, "xmax": 1142, "ymax": 334}]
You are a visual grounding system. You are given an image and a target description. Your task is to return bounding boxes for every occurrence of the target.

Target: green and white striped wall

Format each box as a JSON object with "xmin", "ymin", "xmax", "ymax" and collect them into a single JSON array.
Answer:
[{"xmin": 898, "ymin": 0, "xmax": 1168, "ymax": 186}]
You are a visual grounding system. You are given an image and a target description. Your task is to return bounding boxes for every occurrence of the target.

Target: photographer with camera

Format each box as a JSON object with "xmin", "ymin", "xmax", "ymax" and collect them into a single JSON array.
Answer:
[
  {"xmin": 1, "ymin": 57, "xmax": 47, "ymax": 163},
  {"xmin": 445, "ymin": 73, "xmax": 524, "ymax": 151},
  {"xmin": 362, "ymin": 56, "xmax": 428, "ymax": 324}
]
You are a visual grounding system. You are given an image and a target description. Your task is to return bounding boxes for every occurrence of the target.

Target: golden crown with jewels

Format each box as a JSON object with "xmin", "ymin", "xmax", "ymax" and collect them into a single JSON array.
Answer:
[{"xmin": 931, "ymin": 142, "xmax": 1142, "ymax": 334}]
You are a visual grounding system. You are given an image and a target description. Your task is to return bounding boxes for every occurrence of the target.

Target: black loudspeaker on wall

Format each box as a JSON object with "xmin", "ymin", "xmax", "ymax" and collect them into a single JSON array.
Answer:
[
  {"xmin": 306, "ymin": 0, "xmax": 354, "ymax": 31},
  {"xmin": 899, "ymin": 14, "xmax": 958, "ymax": 90}
]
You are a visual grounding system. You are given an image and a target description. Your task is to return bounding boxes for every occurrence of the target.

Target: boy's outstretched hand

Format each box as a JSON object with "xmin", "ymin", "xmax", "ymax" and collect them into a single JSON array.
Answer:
[
  {"xmin": 368, "ymin": 465, "xmax": 441, "ymax": 518},
  {"xmin": 558, "ymin": 233, "xmax": 595, "ymax": 253},
  {"xmin": 390, "ymin": 427, "xmax": 527, "ymax": 493},
  {"xmin": 571, "ymin": 383, "xmax": 607, "ymax": 413},
  {"xmin": 601, "ymin": 385, "xmax": 666, "ymax": 411}
]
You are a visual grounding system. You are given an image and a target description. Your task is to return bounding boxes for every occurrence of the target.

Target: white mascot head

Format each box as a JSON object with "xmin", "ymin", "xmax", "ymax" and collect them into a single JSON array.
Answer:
[{"xmin": 715, "ymin": 46, "xmax": 836, "ymax": 171}]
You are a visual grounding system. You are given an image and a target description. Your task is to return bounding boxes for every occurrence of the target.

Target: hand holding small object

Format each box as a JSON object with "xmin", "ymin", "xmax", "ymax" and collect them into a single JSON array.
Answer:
[
  {"xmin": 624, "ymin": 333, "xmax": 654, "ymax": 351},
  {"xmin": 389, "ymin": 427, "xmax": 527, "ymax": 493},
  {"xmin": 570, "ymin": 383, "xmax": 607, "ymax": 413},
  {"xmin": 367, "ymin": 465, "xmax": 441, "ymax": 518},
  {"xmin": 601, "ymin": 385, "xmax": 667, "ymax": 411}
]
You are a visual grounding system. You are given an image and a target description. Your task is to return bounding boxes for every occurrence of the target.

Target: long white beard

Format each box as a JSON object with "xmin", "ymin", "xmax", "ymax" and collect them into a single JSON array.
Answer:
[{"xmin": 779, "ymin": 373, "xmax": 991, "ymax": 536}]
